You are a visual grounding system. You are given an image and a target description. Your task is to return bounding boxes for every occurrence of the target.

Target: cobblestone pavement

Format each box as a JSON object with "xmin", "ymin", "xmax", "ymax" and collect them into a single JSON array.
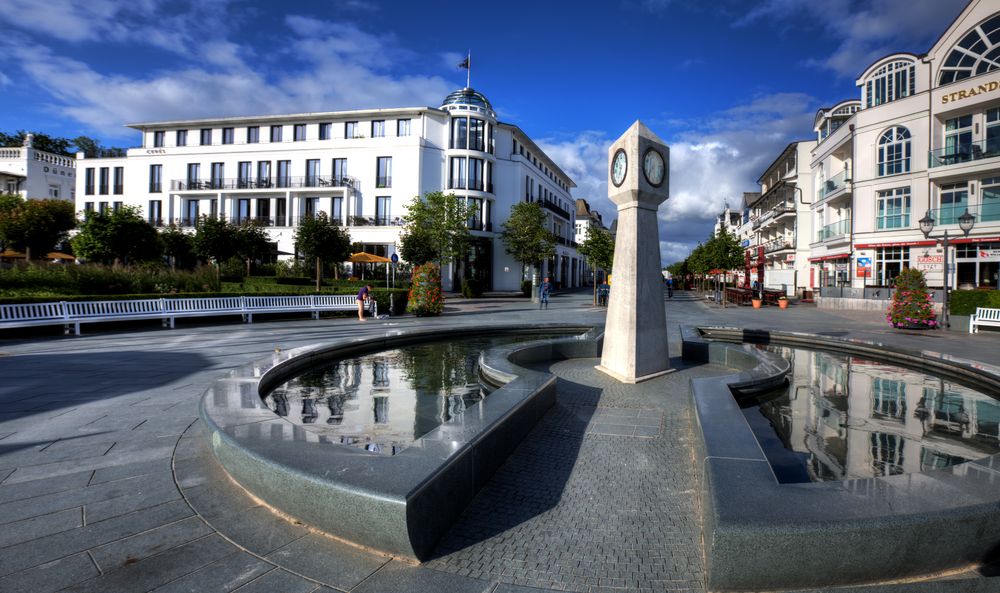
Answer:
[{"xmin": 1, "ymin": 290, "xmax": 1000, "ymax": 592}]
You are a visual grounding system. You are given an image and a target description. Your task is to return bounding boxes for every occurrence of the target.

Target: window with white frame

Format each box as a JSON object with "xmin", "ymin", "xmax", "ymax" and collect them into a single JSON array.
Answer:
[
  {"xmin": 176, "ymin": 130, "xmax": 187, "ymax": 147},
  {"xmin": 153, "ymin": 131, "xmax": 165, "ymax": 148},
  {"xmin": 939, "ymin": 182, "xmax": 969, "ymax": 225},
  {"xmin": 397, "ymin": 119, "xmax": 410, "ymax": 136},
  {"xmin": 270, "ymin": 125, "xmax": 282, "ymax": 143},
  {"xmin": 345, "ymin": 121, "xmax": 359, "ymax": 138},
  {"xmin": 877, "ymin": 127, "xmax": 911, "ymax": 176},
  {"xmin": 294, "ymin": 124, "xmax": 306, "ymax": 141},
  {"xmin": 876, "ymin": 187, "xmax": 910, "ymax": 230},
  {"xmin": 983, "ymin": 176, "xmax": 1000, "ymax": 222},
  {"xmin": 945, "ymin": 115, "xmax": 973, "ymax": 158},
  {"xmin": 864, "ymin": 60, "xmax": 915, "ymax": 108},
  {"xmin": 939, "ymin": 14, "xmax": 1000, "ymax": 85},
  {"xmin": 875, "ymin": 246, "xmax": 909, "ymax": 286},
  {"xmin": 319, "ymin": 122, "xmax": 332, "ymax": 140},
  {"xmin": 449, "ymin": 156, "xmax": 466, "ymax": 189},
  {"xmin": 371, "ymin": 120, "xmax": 385, "ymax": 138}
]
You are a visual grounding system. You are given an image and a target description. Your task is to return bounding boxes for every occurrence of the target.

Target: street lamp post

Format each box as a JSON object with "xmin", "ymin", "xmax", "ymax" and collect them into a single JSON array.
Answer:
[{"xmin": 918, "ymin": 208, "xmax": 976, "ymax": 329}]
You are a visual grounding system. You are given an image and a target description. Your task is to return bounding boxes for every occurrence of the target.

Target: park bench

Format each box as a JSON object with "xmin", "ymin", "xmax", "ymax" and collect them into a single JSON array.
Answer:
[
  {"xmin": 969, "ymin": 307, "xmax": 1000, "ymax": 334},
  {"xmin": 0, "ymin": 295, "xmax": 377, "ymax": 335}
]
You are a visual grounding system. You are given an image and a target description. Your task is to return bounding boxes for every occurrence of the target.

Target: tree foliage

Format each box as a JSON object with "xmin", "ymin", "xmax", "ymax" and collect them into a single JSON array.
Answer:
[
  {"xmin": 0, "ymin": 195, "xmax": 77, "ymax": 259},
  {"xmin": 500, "ymin": 201, "xmax": 555, "ymax": 275},
  {"xmin": 72, "ymin": 206, "xmax": 163, "ymax": 264},
  {"xmin": 577, "ymin": 226, "xmax": 615, "ymax": 275},
  {"xmin": 191, "ymin": 216, "xmax": 238, "ymax": 264},
  {"xmin": 0, "ymin": 130, "xmax": 124, "ymax": 157},
  {"xmin": 677, "ymin": 228, "xmax": 744, "ymax": 278},
  {"xmin": 400, "ymin": 192, "xmax": 471, "ymax": 268},
  {"xmin": 294, "ymin": 213, "xmax": 352, "ymax": 287},
  {"xmin": 160, "ymin": 225, "xmax": 196, "ymax": 270},
  {"xmin": 398, "ymin": 224, "xmax": 439, "ymax": 266}
]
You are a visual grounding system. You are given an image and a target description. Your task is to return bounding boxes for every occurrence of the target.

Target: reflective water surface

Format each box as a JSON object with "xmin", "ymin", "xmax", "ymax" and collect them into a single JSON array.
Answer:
[
  {"xmin": 263, "ymin": 335, "xmax": 559, "ymax": 455},
  {"xmin": 742, "ymin": 346, "xmax": 1000, "ymax": 483}
]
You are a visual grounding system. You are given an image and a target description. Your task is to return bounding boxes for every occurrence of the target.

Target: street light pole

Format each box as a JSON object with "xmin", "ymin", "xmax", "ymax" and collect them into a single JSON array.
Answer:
[{"xmin": 919, "ymin": 209, "xmax": 976, "ymax": 329}]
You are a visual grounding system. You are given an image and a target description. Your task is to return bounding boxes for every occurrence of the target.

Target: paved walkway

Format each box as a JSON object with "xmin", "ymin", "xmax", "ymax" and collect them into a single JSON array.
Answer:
[{"xmin": 0, "ymin": 291, "xmax": 999, "ymax": 593}]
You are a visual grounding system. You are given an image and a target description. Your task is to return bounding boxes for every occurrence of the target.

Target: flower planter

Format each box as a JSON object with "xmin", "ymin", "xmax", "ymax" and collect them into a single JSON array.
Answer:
[
  {"xmin": 777, "ymin": 299, "xmax": 788, "ymax": 309},
  {"xmin": 751, "ymin": 299, "xmax": 762, "ymax": 309}
]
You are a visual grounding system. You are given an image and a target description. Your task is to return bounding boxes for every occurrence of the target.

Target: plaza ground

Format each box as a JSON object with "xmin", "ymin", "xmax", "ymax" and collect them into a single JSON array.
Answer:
[{"xmin": 1, "ymin": 291, "xmax": 999, "ymax": 593}]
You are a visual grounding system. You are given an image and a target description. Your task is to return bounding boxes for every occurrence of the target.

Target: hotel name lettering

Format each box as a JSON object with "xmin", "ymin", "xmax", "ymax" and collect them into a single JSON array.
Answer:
[{"xmin": 942, "ymin": 81, "xmax": 1000, "ymax": 104}]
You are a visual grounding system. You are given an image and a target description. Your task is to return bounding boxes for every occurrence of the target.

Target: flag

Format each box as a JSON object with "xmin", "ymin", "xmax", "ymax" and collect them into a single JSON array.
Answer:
[{"xmin": 458, "ymin": 56, "xmax": 470, "ymax": 69}]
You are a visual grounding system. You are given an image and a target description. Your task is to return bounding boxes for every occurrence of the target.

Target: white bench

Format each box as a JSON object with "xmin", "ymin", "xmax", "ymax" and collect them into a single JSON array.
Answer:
[
  {"xmin": 970, "ymin": 307, "xmax": 1000, "ymax": 334},
  {"xmin": 0, "ymin": 295, "xmax": 378, "ymax": 335}
]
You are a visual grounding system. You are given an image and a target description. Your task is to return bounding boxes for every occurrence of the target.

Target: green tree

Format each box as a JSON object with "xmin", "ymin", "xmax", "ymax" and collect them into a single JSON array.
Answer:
[
  {"xmin": 294, "ymin": 213, "xmax": 353, "ymax": 290},
  {"xmin": 0, "ymin": 131, "xmax": 72, "ymax": 155},
  {"xmin": 500, "ymin": 201, "xmax": 555, "ymax": 298},
  {"xmin": 0, "ymin": 196, "xmax": 76, "ymax": 260},
  {"xmin": 72, "ymin": 206, "xmax": 162, "ymax": 264},
  {"xmin": 192, "ymin": 216, "xmax": 238, "ymax": 264},
  {"xmin": 235, "ymin": 221, "xmax": 271, "ymax": 276},
  {"xmin": 160, "ymin": 225, "xmax": 196, "ymax": 270},
  {"xmin": 398, "ymin": 224, "xmax": 439, "ymax": 266},
  {"xmin": 400, "ymin": 192, "xmax": 470, "ymax": 282},
  {"xmin": 577, "ymin": 226, "xmax": 615, "ymax": 304}
]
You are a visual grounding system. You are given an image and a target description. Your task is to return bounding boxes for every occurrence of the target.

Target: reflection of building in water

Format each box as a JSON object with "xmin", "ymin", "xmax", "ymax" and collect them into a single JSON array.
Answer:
[
  {"xmin": 301, "ymin": 398, "xmax": 318, "ymax": 424},
  {"xmin": 758, "ymin": 347, "xmax": 1000, "ymax": 481},
  {"xmin": 373, "ymin": 396, "xmax": 389, "ymax": 424}
]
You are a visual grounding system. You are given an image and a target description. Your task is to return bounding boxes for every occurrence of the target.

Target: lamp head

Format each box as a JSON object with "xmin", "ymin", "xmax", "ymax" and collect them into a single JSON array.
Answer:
[
  {"xmin": 918, "ymin": 210, "xmax": 935, "ymax": 239},
  {"xmin": 959, "ymin": 209, "xmax": 976, "ymax": 236}
]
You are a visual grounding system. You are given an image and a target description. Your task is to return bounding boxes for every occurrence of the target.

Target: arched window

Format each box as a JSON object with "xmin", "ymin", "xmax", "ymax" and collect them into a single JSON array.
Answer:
[
  {"xmin": 878, "ymin": 127, "xmax": 911, "ymax": 176},
  {"xmin": 939, "ymin": 14, "xmax": 1000, "ymax": 85},
  {"xmin": 865, "ymin": 60, "xmax": 916, "ymax": 107}
]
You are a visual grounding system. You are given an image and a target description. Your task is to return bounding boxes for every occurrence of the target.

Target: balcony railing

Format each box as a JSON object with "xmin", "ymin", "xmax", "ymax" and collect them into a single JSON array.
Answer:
[
  {"xmin": 817, "ymin": 219, "xmax": 851, "ymax": 242},
  {"xmin": 816, "ymin": 170, "xmax": 851, "ymax": 200},
  {"xmin": 929, "ymin": 139, "xmax": 1000, "ymax": 168},
  {"xmin": 926, "ymin": 203, "xmax": 1000, "ymax": 225},
  {"xmin": 376, "ymin": 176, "xmax": 391, "ymax": 188},
  {"xmin": 171, "ymin": 176, "xmax": 355, "ymax": 191},
  {"xmin": 764, "ymin": 239, "xmax": 793, "ymax": 253},
  {"xmin": 875, "ymin": 213, "xmax": 909, "ymax": 230},
  {"xmin": 541, "ymin": 198, "xmax": 570, "ymax": 220}
]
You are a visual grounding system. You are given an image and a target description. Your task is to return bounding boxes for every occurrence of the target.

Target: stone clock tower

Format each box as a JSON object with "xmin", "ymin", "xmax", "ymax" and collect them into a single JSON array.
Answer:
[{"xmin": 596, "ymin": 121, "xmax": 672, "ymax": 383}]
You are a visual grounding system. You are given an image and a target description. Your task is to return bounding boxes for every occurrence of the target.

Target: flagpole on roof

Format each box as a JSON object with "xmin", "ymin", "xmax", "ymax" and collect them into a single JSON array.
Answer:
[{"xmin": 467, "ymin": 49, "xmax": 471, "ymax": 88}]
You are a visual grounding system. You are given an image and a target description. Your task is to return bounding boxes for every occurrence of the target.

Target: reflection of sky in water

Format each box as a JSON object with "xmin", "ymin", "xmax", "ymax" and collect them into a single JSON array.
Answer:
[
  {"xmin": 743, "ymin": 346, "xmax": 1000, "ymax": 483},
  {"xmin": 263, "ymin": 335, "xmax": 553, "ymax": 455}
]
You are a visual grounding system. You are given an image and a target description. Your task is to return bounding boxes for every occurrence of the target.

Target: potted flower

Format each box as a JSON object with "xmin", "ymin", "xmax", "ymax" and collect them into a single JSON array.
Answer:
[
  {"xmin": 886, "ymin": 268, "xmax": 938, "ymax": 329},
  {"xmin": 406, "ymin": 263, "xmax": 444, "ymax": 316},
  {"xmin": 777, "ymin": 295, "xmax": 788, "ymax": 309}
]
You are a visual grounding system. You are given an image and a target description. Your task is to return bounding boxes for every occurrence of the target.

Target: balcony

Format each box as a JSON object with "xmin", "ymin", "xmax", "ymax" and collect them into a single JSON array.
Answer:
[
  {"xmin": 817, "ymin": 219, "xmax": 851, "ymax": 242},
  {"xmin": 171, "ymin": 176, "xmax": 355, "ymax": 191},
  {"xmin": 764, "ymin": 239, "xmax": 793, "ymax": 253},
  {"xmin": 816, "ymin": 170, "xmax": 851, "ymax": 201},
  {"xmin": 376, "ymin": 176, "xmax": 391, "ymax": 188},
  {"xmin": 772, "ymin": 202, "xmax": 796, "ymax": 220},
  {"xmin": 927, "ymin": 203, "xmax": 1000, "ymax": 225},
  {"xmin": 875, "ymin": 213, "xmax": 910, "ymax": 231},
  {"xmin": 468, "ymin": 219, "xmax": 494, "ymax": 232},
  {"xmin": 347, "ymin": 216, "xmax": 404, "ymax": 227},
  {"xmin": 541, "ymin": 198, "xmax": 570, "ymax": 220},
  {"xmin": 929, "ymin": 140, "xmax": 1000, "ymax": 168}
]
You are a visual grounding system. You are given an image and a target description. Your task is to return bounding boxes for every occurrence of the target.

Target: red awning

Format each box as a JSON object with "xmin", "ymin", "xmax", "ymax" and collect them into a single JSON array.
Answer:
[
  {"xmin": 854, "ymin": 240, "xmax": 936, "ymax": 249},
  {"xmin": 808, "ymin": 253, "xmax": 851, "ymax": 262}
]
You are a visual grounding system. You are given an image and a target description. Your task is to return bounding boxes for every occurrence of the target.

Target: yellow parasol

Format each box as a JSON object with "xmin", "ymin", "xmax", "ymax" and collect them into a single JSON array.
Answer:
[{"xmin": 348, "ymin": 252, "xmax": 392, "ymax": 281}]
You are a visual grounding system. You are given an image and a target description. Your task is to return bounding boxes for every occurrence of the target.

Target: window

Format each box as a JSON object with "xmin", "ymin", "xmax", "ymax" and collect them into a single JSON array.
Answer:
[
  {"xmin": 486, "ymin": 161, "xmax": 493, "ymax": 193},
  {"xmin": 876, "ymin": 187, "xmax": 910, "ymax": 229},
  {"xmin": 864, "ymin": 60, "xmax": 915, "ymax": 108},
  {"xmin": 222, "ymin": 127, "xmax": 234, "ymax": 145},
  {"xmin": 99, "ymin": 167, "xmax": 109, "ymax": 195},
  {"xmin": 184, "ymin": 200, "xmax": 199, "ymax": 225},
  {"xmin": 238, "ymin": 161, "xmax": 251, "ymax": 188},
  {"xmin": 48, "ymin": 185, "xmax": 59, "ymax": 199},
  {"xmin": 469, "ymin": 118, "xmax": 485, "ymax": 151},
  {"xmin": 148, "ymin": 200, "xmax": 162, "ymax": 226},
  {"xmin": 294, "ymin": 124, "xmax": 306, "ymax": 141},
  {"xmin": 84, "ymin": 202, "xmax": 94, "ymax": 213},
  {"xmin": 397, "ymin": 119, "xmax": 410, "ymax": 136},
  {"xmin": 113, "ymin": 167, "xmax": 124, "ymax": 194},
  {"xmin": 186, "ymin": 164, "xmax": 200, "ymax": 189},
  {"xmin": 153, "ymin": 131, "xmax": 165, "ymax": 148},
  {"xmin": 149, "ymin": 165, "xmax": 161, "ymax": 193},
  {"xmin": 332, "ymin": 196, "xmax": 343, "ymax": 223},
  {"xmin": 257, "ymin": 161, "xmax": 271, "ymax": 187},
  {"xmin": 376, "ymin": 157, "xmax": 391, "ymax": 188},
  {"xmin": 986, "ymin": 108, "xmax": 1000, "ymax": 156},
  {"xmin": 319, "ymin": 122, "xmax": 332, "ymax": 140},
  {"xmin": 376, "ymin": 196, "xmax": 391, "ymax": 225},
  {"xmin": 247, "ymin": 126, "xmax": 259, "ymax": 144},
  {"xmin": 270, "ymin": 125, "xmax": 282, "ymax": 143},
  {"xmin": 469, "ymin": 157, "xmax": 484, "ymax": 191},
  {"xmin": 306, "ymin": 159, "xmax": 320, "ymax": 186},
  {"xmin": 939, "ymin": 14, "xmax": 1000, "ymax": 84},
  {"xmin": 939, "ymin": 182, "xmax": 968, "ymax": 224},
  {"xmin": 176, "ymin": 130, "xmax": 187, "ymax": 147},
  {"xmin": 276, "ymin": 160, "xmax": 290, "ymax": 188},
  {"xmin": 304, "ymin": 197, "xmax": 319, "ymax": 217},
  {"xmin": 346, "ymin": 121, "xmax": 359, "ymax": 138},
  {"xmin": 200, "ymin": 128, "xmax": 212, "ymax": 146},
  {"xmin": 875, "ymin": 246, "xmax": 909, "ymax": 286},
  {"xmin": 945, "ymin": 115, "xmax": 973, "ymax": 160},
  {"xmin": 210, "ymin": 163, "xmax": 224, "ymax": 189},
  {"xmin": 877, "ymin": 127, "xmax": 911, "ymax": 176},
  {"xmin": 371, "ymin": 120, "xmax": 385, "ymax": 137},
  {"xmin": 450, "ymin": 117, "xmax": 468, "ymax": 149},
  {"xmin": 85, "ymin": 168, "xmax": 95, "ymax": 195},
  {"xmin": 467, "ymin": 197, "xmax": 483, "ymax": 229},
  {"xmin": 449, "ymin": 156, "xmax": 466, "ymax": 189},
  {"xmin": 332, "ymin": 158, "xmax": 347, "ymax": 183},
  {"xmin": 982, "ymin": 176, "xmax": 1000, "ymax": 222}
]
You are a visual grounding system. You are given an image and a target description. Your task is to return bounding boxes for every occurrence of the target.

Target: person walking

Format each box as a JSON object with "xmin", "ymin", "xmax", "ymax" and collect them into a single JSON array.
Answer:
[
  {"xmin": 539, "ymin": 277, "xmax": 552, "ymax": 310},
  {"xmin": 356, "ymin": 284, "xmax": 372, "ymax": 321},
  {"xmin": 667, "ymin": 277, "xmax": 674, "ymax": 299}
]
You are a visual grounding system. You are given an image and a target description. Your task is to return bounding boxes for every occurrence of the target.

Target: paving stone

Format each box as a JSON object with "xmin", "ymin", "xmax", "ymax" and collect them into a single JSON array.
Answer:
[
  {"xmin": 0, "ymin": 552, "xmax": 99, "ymax": 593},
  {"xmin": 89, "ymin": 457, "xmax": 173, "ymax": 485},
  {"xmin": 149, "ymin": 550, "xmax": 272, "ymax": 593},
  {"xmin": 0, "ymin": 468, "xmax": 12, "ymax": 484},
  {"xmin": 0, "ymin": 443, "xmax": 176, "ymax": 484},
  {"xmin": 265, "ymin": 533, "xmax": 390, "ymax": 591},
  {"xmin": 60, "ymin": 534, "xmax": 238, "ymax": 593},
  {"xmin": 90, "ymin": 515, "xmax": 214, "ymax": 571},
  {"xmin": 84, "ymin": 473, "xmax": 182, "ymax": 523},
  {"xmin": 0, "ymin": 506, "xmax": 83, "ymax": 548},
  {"xmin": 0, "ymin": 469, "xmax": 92, "ymax": 504},
  {"xmin": 0, "ymin": 499, "xmax": 192, "ymax": 577},
  {"xmin": 230, "ymin": 568, "xmax": 319, "ymax": 593},
  {"xmin": 354, "ymin": 560, "xmax": 494, "ymax": 593},
  {"xmin": 207, "ymin": 504, "xmax": 310, "ymax": 557}
]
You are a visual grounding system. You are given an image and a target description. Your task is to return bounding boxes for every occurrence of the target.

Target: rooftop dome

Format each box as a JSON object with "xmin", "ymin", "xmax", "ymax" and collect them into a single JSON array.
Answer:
[{"xmin": 441, "ymin": 87, "xmax": 493, "ymax": 111}]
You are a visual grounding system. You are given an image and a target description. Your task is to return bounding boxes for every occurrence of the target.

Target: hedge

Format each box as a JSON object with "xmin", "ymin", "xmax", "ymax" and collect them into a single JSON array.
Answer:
[{"xmin": 950, "ymin": 289, "xmax": 1000, "ymax": 316}]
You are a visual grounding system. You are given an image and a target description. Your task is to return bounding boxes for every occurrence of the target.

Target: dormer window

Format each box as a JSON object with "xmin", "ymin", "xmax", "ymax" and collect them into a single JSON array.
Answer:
[{"xmin": 865, "ymin": 60, "xmax": 915, "ymax": 108}]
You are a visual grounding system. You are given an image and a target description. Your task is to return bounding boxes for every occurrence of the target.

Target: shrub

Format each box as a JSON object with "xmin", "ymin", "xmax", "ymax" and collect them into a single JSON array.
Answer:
[
  {"xmin": 461, "ymin": 278, "xmax": 484, "ymax": 298},
  {"xmin": 887, "ymin": 268, "xmax": 938, "ymax": 329},
  {"xmin": 406, "ymin": 263, "xmax": 444, "ymax": 316},
  {"xmin": 0, "ymin": 262, "xmax": 220, "ymax": 297},
  {"xmin": 521, "ymin": 280, "xmax": 532, "ymax": 298},
  {"xmin": 950, "ymin": 289, "xmax": 1000, "ymax": 316},
  {"xmin": 370, "ymin": 288, "xmax": 409, "ymax": 315}
]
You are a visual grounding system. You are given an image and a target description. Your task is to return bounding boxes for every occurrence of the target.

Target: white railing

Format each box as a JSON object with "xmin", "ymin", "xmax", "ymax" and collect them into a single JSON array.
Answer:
[
  {"xmin": 0, "ymin": 148, "xmax": 22, "ymax": 160},
  {"xmin": 0, "ymin": 295, "xmax": 377, "ymax": 335},
  {"xmin": 33, "ymin": 150, "xmax": 76, "ymax": 168}
]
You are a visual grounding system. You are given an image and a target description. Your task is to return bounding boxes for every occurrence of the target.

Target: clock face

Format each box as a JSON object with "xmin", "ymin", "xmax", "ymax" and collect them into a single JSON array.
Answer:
[
  {"xmin": 611, "ymin": 149, "xmax": 627, "ymax": 187},
  {"xmin": 643, "ymin": 149, "xmax": 665, "ymax": 187}
]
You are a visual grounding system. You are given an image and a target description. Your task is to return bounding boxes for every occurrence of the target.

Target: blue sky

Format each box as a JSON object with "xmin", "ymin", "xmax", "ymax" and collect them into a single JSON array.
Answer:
[{"xmin": 0, "ymin": 0, "xmax": 968, "ymax": 263}]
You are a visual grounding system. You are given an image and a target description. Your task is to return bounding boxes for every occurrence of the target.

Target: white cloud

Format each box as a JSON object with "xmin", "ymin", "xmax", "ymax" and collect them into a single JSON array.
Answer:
[{"xmin": 735, "ymin": 0, "xmax": 966, "ymax": 77}]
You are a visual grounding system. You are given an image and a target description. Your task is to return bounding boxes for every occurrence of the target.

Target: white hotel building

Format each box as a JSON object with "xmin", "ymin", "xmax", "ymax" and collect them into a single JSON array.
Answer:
[
  {"xmin": 74, "ymin": 88, "xmax": 583, "ymax": 292},
  {"xmin": 1, "ymin": 134, "xmax": 76, "ymax": 202},
  {"xmin": 808, "ymin": 0, "xmax": 1000, "ymax": 293}
]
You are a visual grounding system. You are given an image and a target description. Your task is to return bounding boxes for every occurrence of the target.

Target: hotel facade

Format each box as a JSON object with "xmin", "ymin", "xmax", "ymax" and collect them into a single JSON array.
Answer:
[
  {"xmin": 1, "ymin": 134, "xmax": 77, "ymax": 203},
  {"xmin": 736, "ymin": 0, "xmax": 1000, "ymax": 297},
  {"xmin": 73, "ymin": 88, "xmax": 583, "ymax": 292}
]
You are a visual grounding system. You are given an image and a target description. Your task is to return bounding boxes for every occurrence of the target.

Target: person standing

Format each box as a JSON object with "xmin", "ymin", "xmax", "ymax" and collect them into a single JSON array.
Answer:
[
  {"xmin": 357, "ymin": 284, "xmax": 372, "ymax": 321},
  {"xmin": 539, "ymin": 277, "xmax": 552, "ymax": 310},
  {"xmin": 667, "ymin": 277, "xmax": 674, "ymax": 299}
]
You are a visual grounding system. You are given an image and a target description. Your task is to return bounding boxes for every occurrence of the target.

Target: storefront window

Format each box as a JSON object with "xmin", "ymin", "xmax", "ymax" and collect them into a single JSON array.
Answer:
[{"xmin": 875, "ymin": 246, "xmax": 909, "ymax": 286}]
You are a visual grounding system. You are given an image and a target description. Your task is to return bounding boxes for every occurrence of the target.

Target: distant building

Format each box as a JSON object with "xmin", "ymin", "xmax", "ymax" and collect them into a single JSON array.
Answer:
[
  {"xmin": 0, "ymin": 134, "xmax": 76, "ymax": 201},
  {"xmin": 713, "ymin": 203, "xmax": 742, "ymax": 237},
  {"xmin": 575, "ymin": 198, "xmax": 607, "ymax": 284}
]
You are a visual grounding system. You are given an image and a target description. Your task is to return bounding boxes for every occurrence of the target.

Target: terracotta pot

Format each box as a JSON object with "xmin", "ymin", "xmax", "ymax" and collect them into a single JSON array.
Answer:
[
  {"xmin": 751, "ymin": 299, "xmax": 762, "ymax": 309},
  {"xmin": 778, "ymin": 299, "xmax": 788, "ymax": 309}
]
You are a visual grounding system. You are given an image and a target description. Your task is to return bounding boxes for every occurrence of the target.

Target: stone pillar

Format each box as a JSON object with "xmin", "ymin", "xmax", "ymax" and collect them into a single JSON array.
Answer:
[{"xmin": 597, "ymin": 121, "xmax": 671, "ymax": 384}]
